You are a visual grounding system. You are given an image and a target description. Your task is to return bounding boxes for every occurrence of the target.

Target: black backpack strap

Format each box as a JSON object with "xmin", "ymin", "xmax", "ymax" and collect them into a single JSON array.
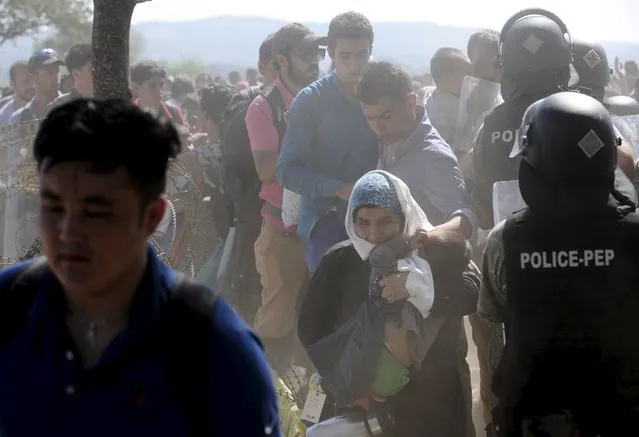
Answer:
[
  {"xmin": 0, "ymin": 258, "xmax": 49, "ymax": 349},
  {"xmin": 262, "ymin": 85, "xmax": 287, "ymax": 145},
  {"xmin": 227, "ymin": 86, "xmax": 261, "ymax": 109},
  {"xmin": 163, "ymin": 274, "xmax": 219, "ymax": 437}
]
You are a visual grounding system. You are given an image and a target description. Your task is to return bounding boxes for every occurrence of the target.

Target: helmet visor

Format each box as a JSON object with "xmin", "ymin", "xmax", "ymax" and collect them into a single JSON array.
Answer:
[{"xmin": 509, "ymin": 122, "xmax": 532, "ymax": 158}]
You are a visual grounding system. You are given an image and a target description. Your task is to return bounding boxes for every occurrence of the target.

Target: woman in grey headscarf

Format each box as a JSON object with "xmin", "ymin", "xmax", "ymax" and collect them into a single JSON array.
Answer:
[{"xmin": 299, "ymin": 170, "xmax": 479, "ymax": 437}]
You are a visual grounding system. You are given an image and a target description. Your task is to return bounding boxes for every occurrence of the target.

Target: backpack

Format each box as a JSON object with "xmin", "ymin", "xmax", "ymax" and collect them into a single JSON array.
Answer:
[
  {"xmin": 0, "ymin": 259, "xmax": 217, "ymax": 436},
  {"xmin": 219, "ymin": 85, "xmax": 287, "ymax": 206}
]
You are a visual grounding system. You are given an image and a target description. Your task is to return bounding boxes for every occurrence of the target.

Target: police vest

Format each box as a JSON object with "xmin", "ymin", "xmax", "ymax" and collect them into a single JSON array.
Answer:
[
  {"xmin": 474, "ymin": 94, "xmax": 549, "ymax": 218},
  {"xmin": 494, "ymin": 206, "xmax": 639, "ymax": 432},
  {"xmin": 477, "ymin": 96, "xmax": 536, "ymax": 182}
]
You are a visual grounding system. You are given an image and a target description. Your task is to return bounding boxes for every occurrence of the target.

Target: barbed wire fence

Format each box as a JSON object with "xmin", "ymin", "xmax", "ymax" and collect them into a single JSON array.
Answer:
[{"xmin": 0, "ymin": 118, "xmax": 208, "ymax": 269}]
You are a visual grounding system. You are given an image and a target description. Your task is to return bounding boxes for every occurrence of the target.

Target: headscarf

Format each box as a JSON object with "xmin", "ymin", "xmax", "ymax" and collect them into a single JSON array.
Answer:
[
  {"xmin": 349, "ymin": 171, "xmax": 404, "ymax": 223},
  {"xmin": 346, "ymin": 170, "xmax": 433, "ymax": 260}
]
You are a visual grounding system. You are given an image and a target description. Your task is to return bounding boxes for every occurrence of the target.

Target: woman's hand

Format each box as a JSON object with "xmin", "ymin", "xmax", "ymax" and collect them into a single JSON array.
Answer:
[{"xmin": 380, "ymin": 272, "xmax": 410, "ymax": 303}]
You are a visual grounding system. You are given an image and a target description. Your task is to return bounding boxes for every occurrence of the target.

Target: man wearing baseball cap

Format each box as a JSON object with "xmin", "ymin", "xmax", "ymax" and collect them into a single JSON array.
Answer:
[
  {"xmin": 270, "ymin": 23, "xmax": 327, "ymax": 87},
  {"xmin": 4, "ymin": 49, "xmax": 63, "ymax": 265},
  {"xmin": 244, "ymin": 22, "xmax": 326, "ymax": 373},
  {"xmin": 8, "ymin": 48, "xmax": 63, "ymax": 127}
]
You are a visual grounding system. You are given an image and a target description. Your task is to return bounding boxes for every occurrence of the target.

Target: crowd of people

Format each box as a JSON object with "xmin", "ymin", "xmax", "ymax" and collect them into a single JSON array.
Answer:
[{"xmin": 0, "ymin": 7, "xmax": 637, "ymax": 437}]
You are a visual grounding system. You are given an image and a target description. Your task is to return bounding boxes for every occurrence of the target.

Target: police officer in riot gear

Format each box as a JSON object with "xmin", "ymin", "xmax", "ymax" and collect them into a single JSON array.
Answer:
[
  {"xmin": 572, "ymin": 40, "xmax": 610, "ymax": 102},
  {"xmin": 479, "ymin": 91, "xmax": 639, "ymax": 437},
  {"xmin": 472, "ymin": 8, "xmax": 574, "ymax": 229},
  {"xmin": 572, "ymin": 40, "xmax": 638, "ymax": 182},
  {"xmin": 571, "ymin": 40, "xmax": 638, "ymax": 120}
]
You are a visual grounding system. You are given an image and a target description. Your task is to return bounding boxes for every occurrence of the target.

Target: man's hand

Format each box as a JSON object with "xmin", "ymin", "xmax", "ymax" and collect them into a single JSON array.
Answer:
[
  {"xmin": 408, "ymin": 228, "xmax": 430, "ymax": 250},
  {"xmin": 380, "ymin": 272, "xmax": 410, "ymax": 303},
  {"xmin": 615, "ymin": 57, "xmax": 626, "ymax": 80},
  {"xmin": 458, "ymin": 151, "xmax": 474, "ymax": 181},
  {"xmin": 336, "ymin": 182, "xmax": 355, "ymax": 201},
  {"xmin": 615, "ymin": 57, "xmax": 631, "ymax": 95}
]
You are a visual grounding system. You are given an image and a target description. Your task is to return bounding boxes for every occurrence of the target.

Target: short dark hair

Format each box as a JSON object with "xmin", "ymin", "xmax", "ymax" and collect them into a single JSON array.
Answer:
[
  {"xmin": 357, "ymin": 61, "xmax": 411, "ymax": 105},
  {"xmin": 195, "ymin": 72, "xmax": 213, "ymax": 83},
  {"xmin": 65, "ymin": 43, "xmax": 92, "ymax": 73},
  {"xmin": 467, "ymin": 29, "xmax": 500, "ymax": 60},
  {"xmin": 9, "ymin": 61, "xmax": 28, "ymax": 82},
  {"xmin": 34, "ymin": 99, "xmax": 181, "ymax": 205},
  {"xmin": 327, "ymin": 11, "xmax": 374, "ymax": 50},
  {"xmin": 259, "ymin": 34, "xmax": 275, "ymax": 66},
  {"xmin": 171, "ymin": 76, "xmax": 195, "ymax": 98},
  {"xmin": 430, "ymin": 47, "xmax": 470, "ymax": 85},
  {"xmin": 182, "ymin": 93, "xmax": 201, "ymax": 113},
  {"xmin": 131, "ymin": 61, "xmax": 166, "ymax": 85},
  {"xmin": 200, "ymin": 84, "xmax": 236, "ymax": 124}
]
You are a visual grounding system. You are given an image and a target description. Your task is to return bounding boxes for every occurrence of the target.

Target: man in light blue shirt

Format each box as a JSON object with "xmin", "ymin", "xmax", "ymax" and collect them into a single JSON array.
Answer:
[
  {"xmin": 0, "ymin": 61, "xmax": 33, "ymax": 127},
  {"xmin": 277, "ymin": 11, "xmax": 379, "ymax": 272},
  {"xmin": 8, "ymin": 49, "xmax": 62, "ymax": 128}
]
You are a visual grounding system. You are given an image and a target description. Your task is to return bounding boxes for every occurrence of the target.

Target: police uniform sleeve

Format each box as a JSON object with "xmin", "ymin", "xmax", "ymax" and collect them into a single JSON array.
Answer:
[
  {"xmin": 471, "ymin": 123, "xmax": 495, "ymax": 229},
  {"xmin": 478, "ymin": 220, "xmax": 508, "ymax": 323}
]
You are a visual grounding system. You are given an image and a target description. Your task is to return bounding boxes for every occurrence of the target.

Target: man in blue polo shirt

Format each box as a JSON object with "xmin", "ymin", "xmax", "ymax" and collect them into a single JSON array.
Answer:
[
  {"xmin": 0, "ymin": 99, "xmax": 280, "ymax": 437},
  {"xmin": 277, "ymin": 11, "xmax": 379, "ymax": 272}
]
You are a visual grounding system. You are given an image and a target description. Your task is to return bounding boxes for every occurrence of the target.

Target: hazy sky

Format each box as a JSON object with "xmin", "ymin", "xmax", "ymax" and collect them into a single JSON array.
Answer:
[{"xmin": 131, "ymin": 0, "xmax": 639, "ymax": 43}]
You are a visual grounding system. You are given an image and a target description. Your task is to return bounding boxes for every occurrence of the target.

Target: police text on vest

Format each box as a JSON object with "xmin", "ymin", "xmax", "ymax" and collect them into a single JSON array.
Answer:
[
  {"xmin": 491, "ymin": 130, "xmax": 515, "ymax": 144},
  {"xmin": 520, "ymin": 250, "xmax": 615, "ymax": 269}
]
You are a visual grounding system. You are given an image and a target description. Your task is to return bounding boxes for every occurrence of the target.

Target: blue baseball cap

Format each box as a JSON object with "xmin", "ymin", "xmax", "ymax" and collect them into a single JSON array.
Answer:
[{"xmin": 28, "ymin": 48, "xmax": 65, "ymax": 71}]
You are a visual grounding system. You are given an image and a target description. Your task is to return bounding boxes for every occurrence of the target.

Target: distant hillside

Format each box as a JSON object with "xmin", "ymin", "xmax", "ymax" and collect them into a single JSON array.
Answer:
[{"xmin": 1, "ymin": 15, "xmax": 638, "ymax": 80}]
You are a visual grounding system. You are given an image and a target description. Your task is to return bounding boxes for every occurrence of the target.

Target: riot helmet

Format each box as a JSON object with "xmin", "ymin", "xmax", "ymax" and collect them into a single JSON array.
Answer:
[
  {"xmin": 516, "ymin": 92, "xmax": 617, "ymax": 179},
  {"xmin": 572, "ymin": 41, "xmax": 610, "ymax": 101},
  {"xmin": 513, "ymin": 92, "xmax": 619, "ymax": 215},
  {"xmin": 499, "ymin": 9, "xmax": 574, "ymax": 100},
  {"xmin": 499, "ymin": 9, "xmax": 573, "ymax": 74},
  {"xmin": 605, "ymin": 95, "xmax": 639, "ymax": 117}
]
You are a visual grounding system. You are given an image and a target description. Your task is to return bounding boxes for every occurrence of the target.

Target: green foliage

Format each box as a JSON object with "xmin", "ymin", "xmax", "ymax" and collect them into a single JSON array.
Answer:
[
  {"xmin": 0, "ymin": 0, "xmax": 91, "ymax": 46},
  {"xmin": 158, "ymin": 58, "xmax": 208, "ymax": 79},
  {"xmin": 33, "ymin": 20, "xmax": 91, "ymax": 57}
]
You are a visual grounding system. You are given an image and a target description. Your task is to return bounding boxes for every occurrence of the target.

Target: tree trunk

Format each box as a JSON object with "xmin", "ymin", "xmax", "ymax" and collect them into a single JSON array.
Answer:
[{"xmin": 91, "ymin": 0, "xmax": 138, "ymax": 99}]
